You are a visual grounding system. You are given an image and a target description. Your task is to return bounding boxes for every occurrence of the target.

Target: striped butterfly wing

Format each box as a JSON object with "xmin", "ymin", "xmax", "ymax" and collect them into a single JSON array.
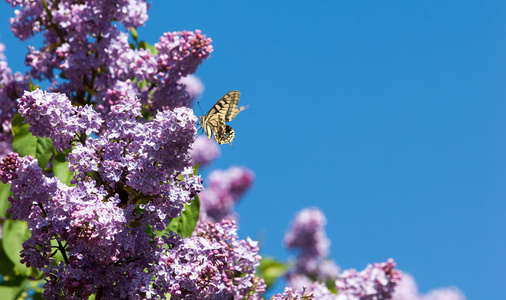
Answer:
[
  {"xmin": 207, "ymin": 91, "xmax": 248, "ymax": 122},
  {"xmin": 200, "ymin": 90, "xmax": 247, "ymax": 144},
  {"xmin": 215, "ymin": 124, "xmax": 235, "ymax": 145},
  {"xmin": 200, "ymin": 113, "xmax": 223, "ymax": 140}
]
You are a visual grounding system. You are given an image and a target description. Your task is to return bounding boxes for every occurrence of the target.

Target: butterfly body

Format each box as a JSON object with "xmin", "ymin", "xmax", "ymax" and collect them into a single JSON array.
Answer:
[{"xmin": 199, "ymin": 90, "xmax": 247, "ymax": 145}]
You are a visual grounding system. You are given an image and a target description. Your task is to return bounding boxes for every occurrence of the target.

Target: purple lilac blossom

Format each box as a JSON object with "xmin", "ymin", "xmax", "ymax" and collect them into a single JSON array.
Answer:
[
  {"xmin": 284, "ymin": 208, "xmax": 400, "ymax": 299},
  {"xmin": 391, "ymin": 272, "xmax": 466, "ymax": 300},
  {"xmin": 156, "ymin": 220, "xmax": 266, "ymax": 299},
  {"xmin": 190, "ymin": 135, "xmax": 221, "ymax": 167},
  {"xmin": 0, "ymin": 152, "xmax": 19, "ymax": 183},
  {"xmin": 5, "ymin": 92, "xmax": 206, "ymax": 298},
  {"xmin": 17, "ymin": 89, "xmax": 103, "ymax": 152},
  {"xmin": 149, "ymin": 30, "xmax": 213, "ymax": 110},
  {"xmin": 285, "ymin": 208, "xmax": 339, "ymax": 285},
  {"xmin": 0, "ymin": 42, "xmax": 28, "ymax": 157},
  {"xmin": 9, "ymin": 0, "xmax": 148, "ymax": 95},
  {"xmin": 334, "ymin": 259, "xmax": 401, "ymax": 300},
  {"xmin": 284, "ymin": 261, "xmax": 401, "ymax": 300},
  {"xmin": 198, "ymin": 166, "xmax": 254, "ymax": 223},
  {"xmin": 270, "ymin": 287, "xmax": 315, "ymax": 300},
  {"xmin": 66, "ymin": 94, "xmax": 203, "ymax": 228},
  {"xmin": 7, "ymin": 0, "xmax": 210, "ymax": 117}
]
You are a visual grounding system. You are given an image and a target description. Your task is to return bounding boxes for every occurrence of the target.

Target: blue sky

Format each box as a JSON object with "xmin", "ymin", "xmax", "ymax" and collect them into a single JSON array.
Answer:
[{"xmin": 0, "ymin": 1, "xmax": 504, "ymax": 299}]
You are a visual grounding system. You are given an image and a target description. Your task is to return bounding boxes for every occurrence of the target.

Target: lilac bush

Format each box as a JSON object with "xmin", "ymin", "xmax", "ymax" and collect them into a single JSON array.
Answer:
[{"xmin": 0, "ymin": 1, "xmax": 465, "ymax": 299}]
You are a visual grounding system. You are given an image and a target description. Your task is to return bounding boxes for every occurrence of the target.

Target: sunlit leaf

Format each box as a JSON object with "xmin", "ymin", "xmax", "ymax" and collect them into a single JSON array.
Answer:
[
  {"xmin": 0, "ymin": 182, "xmax": 11, "ymax": 217},
  {"xmin": 257, "ymin": 257, "xmax": 291, "ymax": 290},
  {"xmin": 167, "ymin": 195, "xmax": 200, "ymax": 238},
  {"xmin": 53, "ymin": 149, "xmax": 73, "ymax": 186},
  {"xmin": 2, "ymin": 220, "xmax": 30, "ymax": 275},
  {"xmin": 11, "ymin": 113, "xmax": 54, "ymax": 169}
]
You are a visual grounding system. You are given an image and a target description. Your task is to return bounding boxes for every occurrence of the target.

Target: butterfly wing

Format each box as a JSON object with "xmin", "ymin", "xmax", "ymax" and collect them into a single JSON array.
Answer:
[
  {"xmin": 215, "ymin": 124, "xmax": 235, "ymax": 145},
  {"xmin": 200, "ymin": 114, "xmax": 223, "ymax": 140},
  {"xmin": 207, "ymin": 91, "xmax": 247, "ymax": 122}
]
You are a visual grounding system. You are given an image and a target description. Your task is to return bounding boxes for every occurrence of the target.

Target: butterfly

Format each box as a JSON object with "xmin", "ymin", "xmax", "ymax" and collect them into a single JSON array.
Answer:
[{"xmin": 199, "ymin": 90, "xmax": 248, "ymax": 145}]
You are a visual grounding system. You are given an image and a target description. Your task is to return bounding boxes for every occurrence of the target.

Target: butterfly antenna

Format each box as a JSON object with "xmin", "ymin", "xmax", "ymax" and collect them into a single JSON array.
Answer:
[{"xmin": 197, "ymin": 101, "xmax": 204, "ymax": 115}]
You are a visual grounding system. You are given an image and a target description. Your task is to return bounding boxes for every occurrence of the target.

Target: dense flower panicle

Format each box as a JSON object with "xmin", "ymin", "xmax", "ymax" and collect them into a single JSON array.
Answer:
[
  {"xmin": 283, "ymin": 209, "xmax": 400, "ymax": 298},
  {"xmin": 284, "ymin": 208, "xmax": 340, "ymax": 287},
  {"xmin": 334, "ymin": 259, "xmax": 401, "ymax": 300},
  {"xmin": 155, "ymin": 30, "xmax": 213, "ymax": 81},
  {"xmin": 150, "ymin": 30, "xmax": 213, "ymax": 110},
  {"xmin": 0, "ymin": 152, "xmax": 19, "ymax": 183},
  {"xmin": 284, "ymin": 261, "xmax": 401, "ymax": 300},
  {"xmin": 285, "ymin": 208, "xmax": 330, "ymax": 259},
  {"xmin": 270, "ymin": 287, "xmax": 315, "ymax": 300},
  {"xmin": 190, "ymin": 135, "xmax": 221, "ymax": 166},
  {"xmin": 157, "ymin": 220, "xmax": 265, "ymax": 299},
  {"xmin": 7, "ymin": 0, "xmax": 211, "ymax": 119},
  {"xmin": 391, "ymin": 272, "xmax": 465, "ymax": 300},
  {"xmin": 306, "ymin": 283, "xmax": 335, "ymax": 300},
  {"xmin": 7, "ymin": 155, "xmax": 60, "ymax": 221},
  {"xmin": 199, "ymin": 166, "xmax": 254, "ymax": 223},
  {"xmin": 7, "ymin": 0, "xmax": 149, "ymax": 40},
  {"xmin": 13, "ymin": 0, "xmax": 148, "ymax": 87},
  {"xmin": 17, "ymin": 89, "xmax": 103, "ymax": 152}
]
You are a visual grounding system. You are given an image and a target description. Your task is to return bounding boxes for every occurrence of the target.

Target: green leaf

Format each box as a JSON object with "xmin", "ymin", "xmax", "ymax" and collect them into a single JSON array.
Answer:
[
  {"xmin": 0, "ymin": 240, "xmax": 20, "ymax": 285},
  {"xmin": 11, "ymin": 113, "xmax": 54, "ymax": 169},
  {"xmin": 2, "ymin": 220, "xmax": 30, "ymax": 275},
  {"xmin": 53, "ymin": 149, "xmax": 73, "ymax": 186},
  {"xmin": 257, "ymin": 257, "xmax": 291, "ymax": 290},
  {"xmin": 28, "ymin": 77, "xmax": 39, "ymax": 92},
  {"xmin": 28, "ymin": 77, "xmax": 35, "ymax": 92},
  {"xmin": 167, "ymin": 195, "xmax": 200, "ymax": 237},
  {"xmin": 131, "ymin": 27, "xmax": 138, "ymax": 42},
  {"xmin": 0, "ymin": 283, "xmax": 26, "ymax": 300},
  {"xmin": 0, "ymin": 182, "xmax": 11, "ymax": 217}
]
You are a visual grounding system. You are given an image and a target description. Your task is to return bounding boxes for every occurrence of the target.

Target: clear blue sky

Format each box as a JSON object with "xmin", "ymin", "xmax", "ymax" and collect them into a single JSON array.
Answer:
[{"xmin": 0, "ymin": 1, "xmax": 504, "ymax": 299}]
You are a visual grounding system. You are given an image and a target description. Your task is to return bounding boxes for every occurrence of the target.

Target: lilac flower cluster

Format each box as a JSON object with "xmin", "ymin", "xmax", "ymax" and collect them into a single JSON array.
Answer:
[
  {"xmin": 4, "ymin": 90, "xmax": 207, "ymax": 298},
  {"xmin": 199, "ymin": 166, "xmax": 254, "ymax": 223},
  {"xmin": 0, "ymin": 152, "xmax": 19, "ymax": 183},
  {"xmin": 155, "ymin": 220, "xmax": 266, "ymax": 299},
  {"xmin": 8, "ymin": 0, "xmax": 147, "ymax": 97},
  {"xmin": 0, "ymin": 42, "xmax": 28, "ymax": 157},
  {"xmin": 7, "ymin": 0, "xmax": 210, "ymax": 118},
  {"xmin": 65, "ymin": 94, "xmax": 202, "ymax": 226},
  {"xmin": 334, "ymin": 259, "xmax": 401, "ymax": 299},
  {"xmin": 270, "ymin": 287, "xmax": 315, "ymax": 300},
  {"xmin": 150, "ymin": 30, "xmax": 213, "ymax": 110},
  {"xmin": 284, "ymin": 208, "xmax": 340, "ymax": 286},
  {"xmin": 7, "ymin": 0, "xmax": 149, "ymax": 41},
  {"xmin": 282, "ymin": 260, "xmax": 400, "ymax": 300},
  {"xmin": 391, "ymin": 272, "xmax": 465, "ymax": 300},
  {"xmin": 284, "ymin": 208, "xmax": 400, "ymax": 299},
  {"xmin": 17, "ymin": 89, "xmax": 103, "ymax": 152}
]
